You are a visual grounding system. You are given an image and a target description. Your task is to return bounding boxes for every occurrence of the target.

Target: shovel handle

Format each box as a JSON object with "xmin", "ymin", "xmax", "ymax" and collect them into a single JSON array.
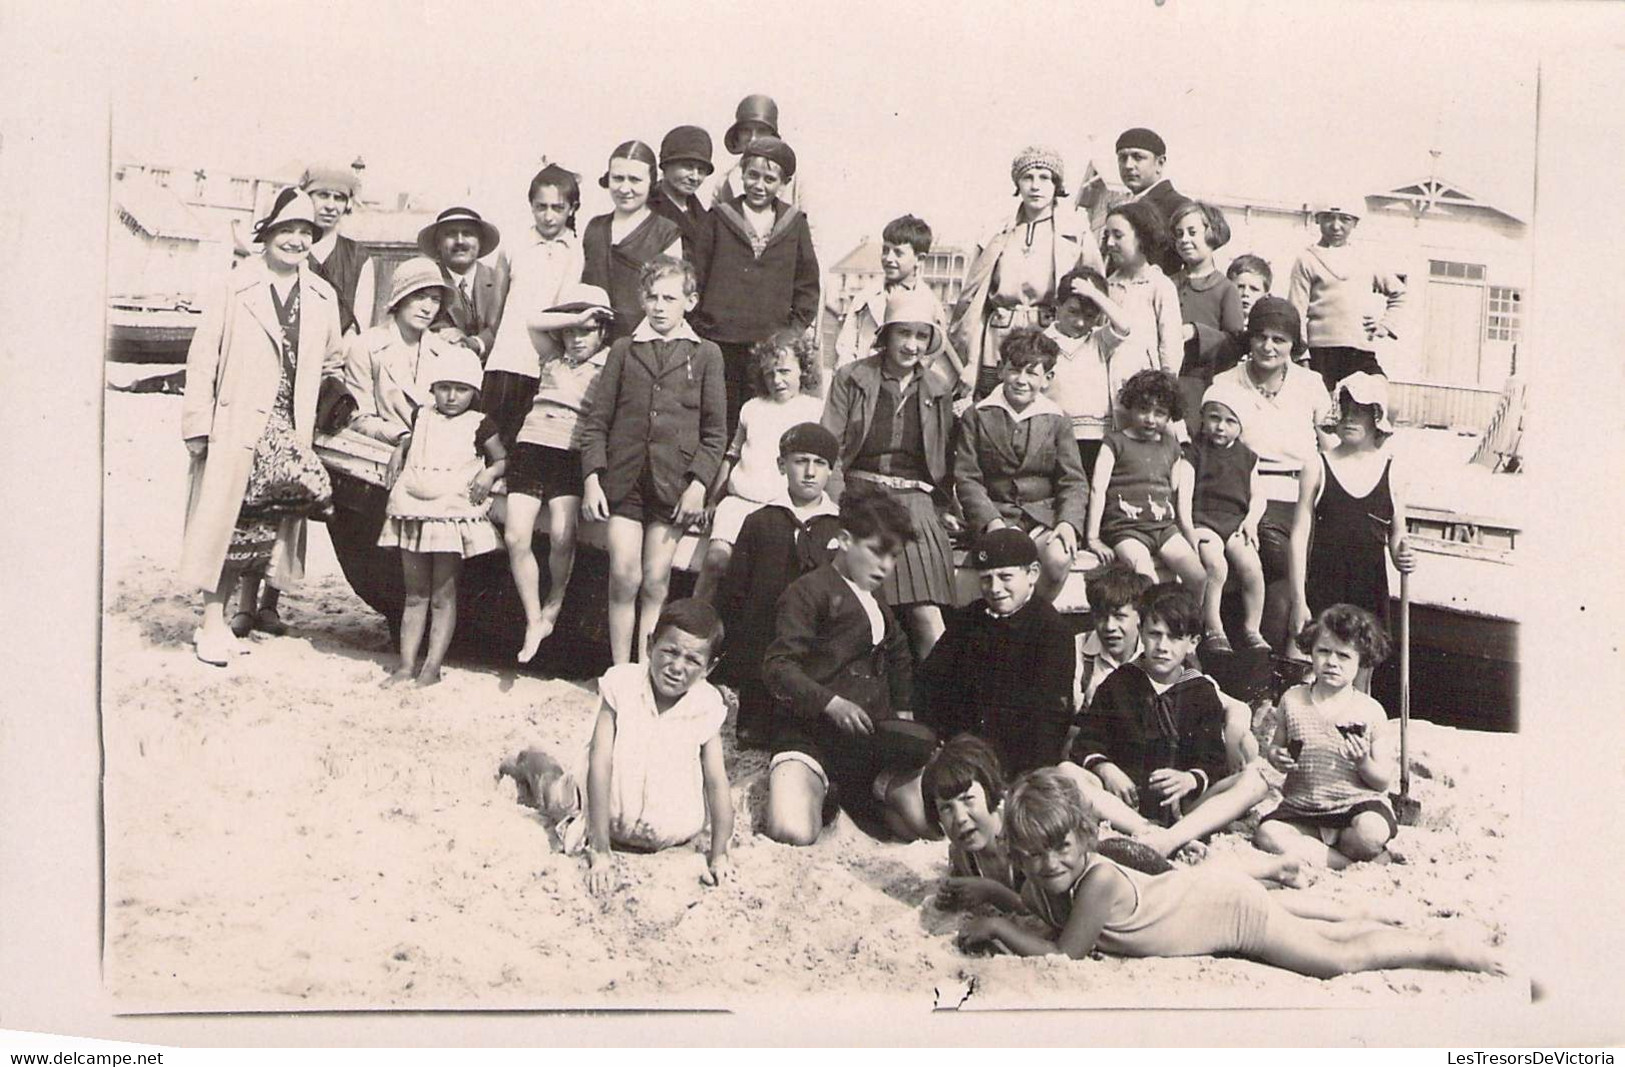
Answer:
[{"xmin": 1398, "ymin": 568, "xmax": 1411, "ymax": 797}]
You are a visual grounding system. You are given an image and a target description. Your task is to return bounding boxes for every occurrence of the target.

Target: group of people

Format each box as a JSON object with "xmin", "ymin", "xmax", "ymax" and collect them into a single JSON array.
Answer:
[{"xmin": 178, "ymin": 96, "xmax": 1497, "ymax": 978}]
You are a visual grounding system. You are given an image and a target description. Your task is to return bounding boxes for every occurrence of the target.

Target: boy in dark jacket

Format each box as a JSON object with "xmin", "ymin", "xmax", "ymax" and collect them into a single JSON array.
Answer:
[
  {"xmin": 716, "ymin": 423, "xmax": 843, "ymax": 749},
  {"xmin": 692, "ymin": 135, "xmax": 820, "ymax": 435},
  {"xmin": 761, "ymin": 488, "xmax": 938, "ymax": 846},
  {"xmin": 917, "ymin": 528, "xmax": 1075, "ymax": 775},
  {"xmin": 1071, "ymin": 582, "xmax": 1268, "ymax": 857}
]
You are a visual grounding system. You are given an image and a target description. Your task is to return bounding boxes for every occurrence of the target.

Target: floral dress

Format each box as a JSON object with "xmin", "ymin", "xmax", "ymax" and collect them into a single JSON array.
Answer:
[{"xmin": 226, "ymin": 281, "xmax": 333, "ymax": 572}]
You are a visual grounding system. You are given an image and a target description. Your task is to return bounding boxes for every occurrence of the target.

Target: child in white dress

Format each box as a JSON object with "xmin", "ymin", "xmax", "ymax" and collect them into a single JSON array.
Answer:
[{"xmin": 378, "ymin": 347, "xmax": 505, "ymax": 686}]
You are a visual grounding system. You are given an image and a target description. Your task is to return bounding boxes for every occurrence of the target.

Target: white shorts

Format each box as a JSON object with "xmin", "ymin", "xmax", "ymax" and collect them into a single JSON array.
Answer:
[{"xmin": 708, "ymin": 494, "xmax": 770, "ymax": 547}]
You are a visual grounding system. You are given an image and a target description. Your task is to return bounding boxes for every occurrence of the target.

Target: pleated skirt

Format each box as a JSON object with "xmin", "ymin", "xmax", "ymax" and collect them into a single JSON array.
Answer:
[{"xmin": 881, "ymin": 487, "xmax": 955, "ymax": 609}]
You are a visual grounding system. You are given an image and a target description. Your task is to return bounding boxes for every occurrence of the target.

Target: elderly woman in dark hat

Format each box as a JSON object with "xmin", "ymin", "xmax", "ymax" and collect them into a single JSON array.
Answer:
[
  {"xmin": 649, "ymin": 125, "xmax": 713, "ymax": 253},
  {"xmin": 951, "ymin": 145, "xmax": 1106, "ymax": 400},
  {"xmin": 180, "ymin": 188, "xmax": 346, "ymax": 664}
]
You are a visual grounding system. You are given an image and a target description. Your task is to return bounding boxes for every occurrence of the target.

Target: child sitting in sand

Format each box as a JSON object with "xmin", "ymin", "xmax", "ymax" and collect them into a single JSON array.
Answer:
[
  {"xmin": 379, "ymin": 348, "xmax": 505, "ymax": 687},
  {"xmin": 533, "ymin": 599, "xmax": 735, "ymax": 895},
  {"xmin": 1255, "ymin": 604, "xmax": 1399, "ymax": 869},
  {"xmin": 1069, "ymin": 583, "xmax": 1268, "ymax": 857},
  {"xmin": 927, "ymin": 735, "xmax": 1302, "ymax": 917},
  {"xmin": 959, "ymin": 767, "xmax": 1503, "ymax": 977}
]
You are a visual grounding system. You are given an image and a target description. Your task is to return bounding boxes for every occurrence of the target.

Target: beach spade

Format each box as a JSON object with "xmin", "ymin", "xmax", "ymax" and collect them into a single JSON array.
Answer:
[{"xmin": 1392, "ymin": 569, "xmax": 1422, "ymax": 826}]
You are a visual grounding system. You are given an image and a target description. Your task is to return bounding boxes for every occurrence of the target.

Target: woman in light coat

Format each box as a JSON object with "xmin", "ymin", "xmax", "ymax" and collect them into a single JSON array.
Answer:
[
  {"xmin": 341, "ymin": 256, "xmax": 461, "ymax": 447},
  {"xmin": 950, "ymin": 145, "xmax": 1105, "ymax": 399},
  {"xmin": 181, "ymin": 188, "xmax": 345, "ymax": 665}
]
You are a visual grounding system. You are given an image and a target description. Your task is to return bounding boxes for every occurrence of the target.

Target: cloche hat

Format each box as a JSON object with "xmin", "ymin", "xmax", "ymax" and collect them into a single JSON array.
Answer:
[
  {"xmin": 251, "ymin": 187, "xmax": 325, "ymax": 242},
  {"xmin": 725, "ymin": 94, "xmax": 780, "ymax": 154},
  {"xmin": 386, "ymin": 256, "xmax": 453, "ymax": 312}
]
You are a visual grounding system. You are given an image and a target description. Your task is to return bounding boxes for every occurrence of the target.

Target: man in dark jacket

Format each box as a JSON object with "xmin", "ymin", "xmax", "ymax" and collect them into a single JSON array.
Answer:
[{"xmin": 1115, "ymin": 127, "xmax": 1191, "ymax": 278}]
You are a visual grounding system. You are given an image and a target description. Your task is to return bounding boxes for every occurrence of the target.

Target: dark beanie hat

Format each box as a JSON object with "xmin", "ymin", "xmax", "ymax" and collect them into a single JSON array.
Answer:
[
  {"xmin": 659, "ymin": 125, "xmax": 714, "ymax": 173},
  {"xmin": 742, "ymin": 135, "xmax": 796, "ymax": 180},
  {"xmin": 1247, "ymin": 296, "xmax": 1305, "ymax": 354},
  {"xmin": 1116, "ymin": 127, "xmax": 1167, "ymax": 156},
  {"xmin": 970, "ymin": 527, "xmax": 1039, "ymax": 570},
  {"xmin": 779, "ymin": 422, "xmax": 838, "ymax": 464}
]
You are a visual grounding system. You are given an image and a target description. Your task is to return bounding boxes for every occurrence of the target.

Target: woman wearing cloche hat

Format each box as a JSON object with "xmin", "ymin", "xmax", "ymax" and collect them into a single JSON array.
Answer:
[
  {"xmin": 951, "ymin": 145, "xmax": 1107, "ymax": 400},
  {"xmin": 180, "ymin": 187, "xmax": 347, "ymax": 665}
]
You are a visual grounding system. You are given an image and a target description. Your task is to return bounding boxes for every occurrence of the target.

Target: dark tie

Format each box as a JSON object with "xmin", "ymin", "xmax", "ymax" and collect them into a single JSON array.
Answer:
[{"xmin": 461, "ymin": 278, "xmax": 480, "ymax": 336}]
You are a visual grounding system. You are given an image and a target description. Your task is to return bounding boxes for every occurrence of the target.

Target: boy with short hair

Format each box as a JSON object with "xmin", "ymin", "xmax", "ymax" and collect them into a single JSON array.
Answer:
[
  {"xmin": 834, "ymin": 214, "xmax": 961, "ymax": 385},
  {"xmin": 578, "ymin": 256, "xmax": 727, "ymax": 665},
  {"xmin": 1071, "ymin": 583, "xmax": 1268, "ymax": 857},
  {"xmin": 954, "ymin": 327, "xmax": 1089, "ymax": 603},
  {"xmin": 693, "ymin": 134, "xmax": 820, "ymax": 436},
  {"xmin": 1287, "ymin": 190, "xmax": 1406, "ymax": 390},
  {"xmin": 1070, "ymin": 559, "xmax": 1154, "ymax": 724},
  {"xmin": 917, "ymin": 528, "xmax": 1075, "ymax": 775},
  {"xmin": 545, "ymin": 598, "xmax": 736, "ymax": 896},
  {"xmin": 716, "ymin": 422, "xmax": 844, "ymax": 750},
  {"xmin": 761, "ymin": 488, "xmax": 939, "ymax": 846}
]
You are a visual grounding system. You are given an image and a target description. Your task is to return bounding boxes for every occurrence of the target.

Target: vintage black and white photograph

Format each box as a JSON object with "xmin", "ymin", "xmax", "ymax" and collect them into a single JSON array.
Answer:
[{"xmin": 73, "ymin": 0, "xmax": 1556, "ymax": 1027}]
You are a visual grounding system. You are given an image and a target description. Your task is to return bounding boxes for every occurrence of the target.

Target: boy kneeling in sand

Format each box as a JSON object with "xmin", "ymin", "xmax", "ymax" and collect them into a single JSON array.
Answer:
[
  {"xmin": 509, "ymin": 599, "xmax": 735, "ymax": 895},
  {"xmin": 761, "ymin": 488, "xmax": 939, "ymax": 845}
]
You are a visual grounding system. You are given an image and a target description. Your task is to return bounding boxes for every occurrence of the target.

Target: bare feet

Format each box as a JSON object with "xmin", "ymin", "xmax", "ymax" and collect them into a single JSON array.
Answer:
[
  {"xmin": 415, "ymin": 667, "xmax": 443, "ymax": 687},
  {"xmin": 381, "ymin": 666, "xmax": 415, "ymax": 688},
  {"xmin": 1439, "ymin": 935, "xmax": 1507, "ymax": 976},
  {"xmin": 517, "ymin": 614, "xmax": 557, "ymax": 663}
]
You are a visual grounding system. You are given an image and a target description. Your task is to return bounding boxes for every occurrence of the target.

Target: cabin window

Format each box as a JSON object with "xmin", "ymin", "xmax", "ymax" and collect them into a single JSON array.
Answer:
[
  {"xmin": 1429, "ymin": 259, "xmax": 1485, "ymax": 282},
  {"xmin": 1487, "ymin": 286, "xmax": 1522, "ymax": 342}
]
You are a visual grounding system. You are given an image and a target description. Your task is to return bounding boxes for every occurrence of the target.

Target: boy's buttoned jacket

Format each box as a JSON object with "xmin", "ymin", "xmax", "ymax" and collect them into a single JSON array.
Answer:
[
  {"xmin": 577, "ymin": 333, "xmax": 727, "ymax": 508},
  {"xmin": 691, "ymin": 196, "xmax": 820, "ymax": 344},
  {"xmin": 953, "ymin": 391, "xmax": 1089, "ymax": 534},
  {"xmin": 821, "ymin": 355, "xmax": 957, "ymax": 498},
  {"xmin": 762, "ymin": 564, "xmax": 913, "ymax": 721}
]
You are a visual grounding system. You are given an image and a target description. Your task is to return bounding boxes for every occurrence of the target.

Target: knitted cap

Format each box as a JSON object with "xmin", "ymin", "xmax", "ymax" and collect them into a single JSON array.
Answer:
[
  {"xmin": 742, "ymin": 135, "xmax": 796, "ymax": 180},
  {"xmin": 778, "ymin": 422, "xmax": 839, "ymax": 464},
  {"xmin": 1011, "ymin": 144, "xmax": 1066, "ymax": 190},
  {"xmin": 1199, "ymin": 380, "xmax": 1252, "ymax": 428},
  {"xmin": 299, "ymin": 165, "xmax": 359, "ymax": 197},
  {"xmin": 1115, "ymin": 127, "xmax": 1167, "ymax": 156},
  {"xmin": 971, "ymin": 527, "xmax": 1039, "ymax": 570},
  {"xmin": 1246, "ymin": 296, "xmax": 1305, "ymax": 354},
  {"xmin": 386, "ymin": 256, "xmax": 453, "ymax": 311},
  {"xmin": 429, "ymin": 346, "xmax": 485, "ymax": 392}
]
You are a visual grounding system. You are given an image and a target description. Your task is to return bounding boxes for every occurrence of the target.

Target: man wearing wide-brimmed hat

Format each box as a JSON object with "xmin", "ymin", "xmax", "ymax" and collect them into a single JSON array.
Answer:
[
  {"xmin": 417, "ymin": 206, "xmax": 507, "ymax": 362},
  {"xmin": 299, "ymin": 164, "xmax": 375, "ymax": 335}
]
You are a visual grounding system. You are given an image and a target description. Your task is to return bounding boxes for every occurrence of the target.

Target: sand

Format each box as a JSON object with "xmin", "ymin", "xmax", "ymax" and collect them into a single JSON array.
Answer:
[{"xmin": 100, "ymin": 390, "xmax": 1519, "ymax": 1014}]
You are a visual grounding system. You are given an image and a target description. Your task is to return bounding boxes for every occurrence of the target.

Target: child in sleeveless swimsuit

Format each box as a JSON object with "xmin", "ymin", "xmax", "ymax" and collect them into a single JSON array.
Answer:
[
  {"xmin": 378, "ymin": 348, "xmax": 505, "ymax": 686},
  {"xmin": 1255, "ymin": 604, "xmax": 1399, "ymax": 868},
  {"xmin": 959, "ymin": 768, "xmax": 1503, "ymax": 978}
]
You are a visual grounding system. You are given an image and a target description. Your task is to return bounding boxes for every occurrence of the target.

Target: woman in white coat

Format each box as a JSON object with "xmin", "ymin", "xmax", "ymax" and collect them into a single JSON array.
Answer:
[
  {"xmin": 340, "ymin": 256, "xmax": 460, "ymax": 448},
  {"xmin": 950, "ymin": 145, "xmax": 1106, "ymax": 399},
  {"xmin": 181, "ymin": 188, "xmax": 346, "ymax": 665}
]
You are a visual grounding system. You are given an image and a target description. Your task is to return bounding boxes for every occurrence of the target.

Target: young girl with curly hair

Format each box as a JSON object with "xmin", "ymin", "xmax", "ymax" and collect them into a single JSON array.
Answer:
[{"xmin": 693, "ymin": 328, "xmax": 824, "ymax": 600}]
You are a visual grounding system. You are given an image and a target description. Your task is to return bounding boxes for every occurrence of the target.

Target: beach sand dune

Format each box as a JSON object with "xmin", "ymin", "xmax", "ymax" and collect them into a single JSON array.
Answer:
[{"xmin": 101, "ymin": 392, "xmax": 1517, "ymax": 1012}]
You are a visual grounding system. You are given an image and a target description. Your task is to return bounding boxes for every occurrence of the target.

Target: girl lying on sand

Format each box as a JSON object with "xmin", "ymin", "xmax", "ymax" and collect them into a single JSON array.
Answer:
[{"xmin": 957, "ymin": 767, "xmax": 1503, "ymax": 978}]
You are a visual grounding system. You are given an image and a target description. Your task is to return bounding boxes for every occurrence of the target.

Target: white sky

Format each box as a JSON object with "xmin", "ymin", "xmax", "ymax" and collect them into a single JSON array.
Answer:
[{"xmin": 112, "ymin": 0, "xmax": 1539, "ymax": 262}]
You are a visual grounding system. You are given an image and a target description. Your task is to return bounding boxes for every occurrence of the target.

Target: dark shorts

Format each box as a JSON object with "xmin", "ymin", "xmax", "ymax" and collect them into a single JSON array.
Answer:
[
  {"xmin": 1308, "ymin": 346, "xmax": 1384, "ymax": 393},
  {"xmin": 609, "ymin": 466, "xmax": 679, "ymax": 524},
  {"xmin": 773, "ymin": 717, "xmax": 938, "ymax": 827},
  {"xmin": 1101, "ymin": 518, "xmax": 1179, "ymax": 554},
  {"xmin": 480, "ymin": 370, "xmax": 539, "ymax": 447},
  {"xmin": 507, "ymin": 443, "xmax": 583, "ymax": 502},
  {"xmin": 1261, "ymin": 798, "xmax": 1398, "ymax": 840}
]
